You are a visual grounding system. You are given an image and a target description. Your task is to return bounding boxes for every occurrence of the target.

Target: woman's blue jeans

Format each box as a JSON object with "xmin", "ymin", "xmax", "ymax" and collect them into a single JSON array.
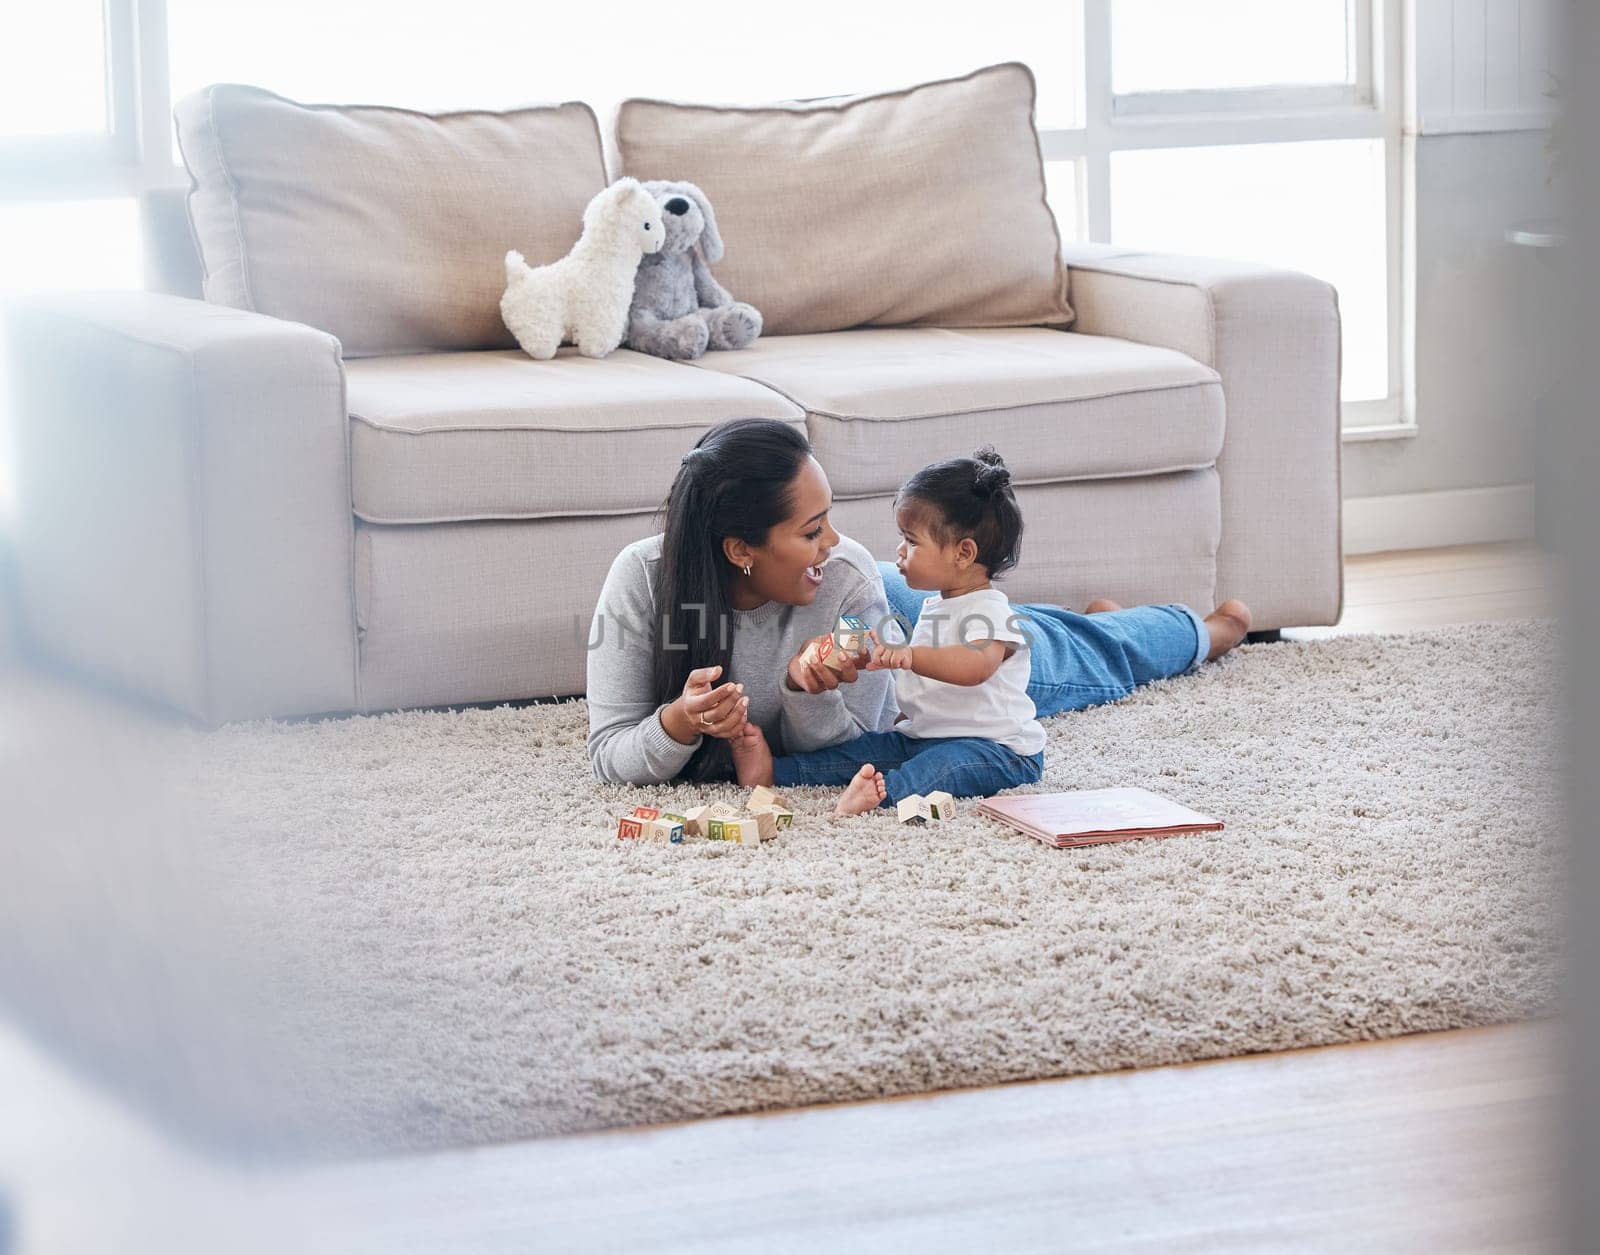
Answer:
[{"xmin": 876, "ymin": 563, "xmax": 1208, "ymax": 718}]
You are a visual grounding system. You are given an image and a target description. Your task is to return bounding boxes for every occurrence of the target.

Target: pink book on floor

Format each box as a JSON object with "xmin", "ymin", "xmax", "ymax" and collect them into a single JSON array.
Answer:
[{"xmin": 977, "ymin": 787, "xmax": 1223, "ymax": 848}]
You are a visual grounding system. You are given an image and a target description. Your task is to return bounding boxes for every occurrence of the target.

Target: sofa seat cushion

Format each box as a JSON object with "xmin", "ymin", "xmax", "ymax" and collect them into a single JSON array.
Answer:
[
  {"xmin": 347, "ymin": 349, "xmax": 805, "ymax": 523},
  {"xmin": 687, "ymin": 327, "xmax": 1225, "ymax": 498}
]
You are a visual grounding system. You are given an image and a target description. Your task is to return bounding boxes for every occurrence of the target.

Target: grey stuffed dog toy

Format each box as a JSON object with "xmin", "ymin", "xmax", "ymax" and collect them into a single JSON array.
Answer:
[{"xmin": 624, "ymin": 181, "xmax": 762, "ymax": 360}]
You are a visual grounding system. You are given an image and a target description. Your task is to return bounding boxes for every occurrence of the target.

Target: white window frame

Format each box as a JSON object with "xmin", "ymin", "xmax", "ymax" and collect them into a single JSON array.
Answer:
[
  {"xmin": 0, "ymin": 0, "xmax": 178, "ymax": 201},
  {"xmin": 1044, "ymin": 0, "xmax": 1413, "ymax": 441}
]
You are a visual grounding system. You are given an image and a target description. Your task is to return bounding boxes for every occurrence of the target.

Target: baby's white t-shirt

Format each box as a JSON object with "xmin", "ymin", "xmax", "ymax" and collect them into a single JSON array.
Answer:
[{"xmin": 894, "ymin": 587, "xmax": 1047, "ymax": 757}]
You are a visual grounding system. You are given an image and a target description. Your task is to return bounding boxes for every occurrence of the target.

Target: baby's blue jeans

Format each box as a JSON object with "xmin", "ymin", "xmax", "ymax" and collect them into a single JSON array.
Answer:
[
  {"xmin": 877, "ymin": 563, "xmax": 1208, "ymax": 717},
  {"xmin": 767, "ymin": 569, "xmax": 1206, "ymax": 806},
  {"xmin": 771, "ymin": 730, "xmax": 1043, "ymax": 806}
]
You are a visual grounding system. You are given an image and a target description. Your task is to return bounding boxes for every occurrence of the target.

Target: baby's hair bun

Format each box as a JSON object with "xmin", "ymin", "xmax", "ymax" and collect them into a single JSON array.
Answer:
[{"xmin": 971, "ymin": 445, "xmax": 1011, "ymax": 497}]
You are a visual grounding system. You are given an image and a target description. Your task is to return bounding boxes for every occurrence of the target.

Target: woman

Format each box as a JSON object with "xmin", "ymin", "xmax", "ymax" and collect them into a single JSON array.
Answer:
[{"xmin": 586, "ymin": 418, "xmax": 1246, "ymax": 785}]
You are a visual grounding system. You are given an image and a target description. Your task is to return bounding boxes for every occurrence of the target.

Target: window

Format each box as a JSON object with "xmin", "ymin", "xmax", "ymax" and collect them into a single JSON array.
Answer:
[
  {"xmin": 1044, "ymin": 0, "xmax": 1405, "ymax": 425},
  {"xmin": 1110, "ymin": 138, "xmax": 1391, "ymax": 404},
  {"xmin": 1112, "ymin": 0, "xmax": 1355, "ymax": 97},
  {"xmin": 3, "ymin": 1, "xmax": 1407, "ymax": 441},
  {"xmin": 1, "ymin": 2, "xmax": 110, "ymax": 137},
  {"xmin": 163, "ymin": 1, "xmax": 1079, "ymax": 124}
]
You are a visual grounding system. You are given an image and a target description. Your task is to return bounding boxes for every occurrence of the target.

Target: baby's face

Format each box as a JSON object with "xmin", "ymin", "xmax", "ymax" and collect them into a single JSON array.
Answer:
[{"xmin": 893, "ymin": 508, "xmax": 960, "ymax": 591}]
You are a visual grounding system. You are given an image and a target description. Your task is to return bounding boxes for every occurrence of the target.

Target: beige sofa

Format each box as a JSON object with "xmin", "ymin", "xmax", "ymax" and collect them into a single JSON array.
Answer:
[{"xmin": 8, "ymin": 66, "xmax": 1342, "ymax": 725}]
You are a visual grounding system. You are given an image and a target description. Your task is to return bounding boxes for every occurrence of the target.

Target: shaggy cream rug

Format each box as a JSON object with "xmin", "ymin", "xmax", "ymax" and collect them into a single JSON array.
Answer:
[{"xmin": 0, "ymin": 622, "xmax": 1564, "ymax": 1156}]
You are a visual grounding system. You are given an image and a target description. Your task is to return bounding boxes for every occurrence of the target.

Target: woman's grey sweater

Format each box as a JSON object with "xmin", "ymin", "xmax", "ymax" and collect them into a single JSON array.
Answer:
[{"xmin": 586, "ymin": 533, "xmax": 899, "ymax": 785}]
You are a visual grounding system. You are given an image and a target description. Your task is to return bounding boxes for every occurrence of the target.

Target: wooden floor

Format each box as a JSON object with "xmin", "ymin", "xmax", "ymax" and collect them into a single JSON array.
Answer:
[
  {"xmin": 0, "ymin": 543, "xmax": 1564, "ymax": 1254},
  {"xmin": 1286, "ymin": 540, "xmax": 1558, "ymax": 639}
]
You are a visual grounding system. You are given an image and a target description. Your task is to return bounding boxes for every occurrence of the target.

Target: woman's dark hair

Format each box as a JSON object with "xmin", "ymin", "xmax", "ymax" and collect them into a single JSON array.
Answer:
[
  {"xmin": 895, "ymin": 445, "xmax": 1023, "ymax": 578},
  {"xmin": 653, "ymin": 418, "xmax": 813, "ymax": 776}
]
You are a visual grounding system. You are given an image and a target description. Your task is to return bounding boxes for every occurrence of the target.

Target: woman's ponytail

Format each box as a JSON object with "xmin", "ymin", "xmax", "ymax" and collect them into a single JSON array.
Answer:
[{"xmin": 652, "ymin": 419, "xmax": 812, "ymax": 777}]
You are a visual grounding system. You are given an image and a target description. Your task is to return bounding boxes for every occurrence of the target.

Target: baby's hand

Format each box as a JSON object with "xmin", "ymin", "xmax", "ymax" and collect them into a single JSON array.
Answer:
[{"xmin": 866, "ymin": 630, "xmax": 915, "ymax": 672}]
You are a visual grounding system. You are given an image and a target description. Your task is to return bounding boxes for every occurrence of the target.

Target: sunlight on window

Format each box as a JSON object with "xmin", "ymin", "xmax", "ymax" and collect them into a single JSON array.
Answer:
[
  {"xmin": 0, "ymin": 200, "xmax": 142, "ymax": 518},
  {"xmin": 165, "ymin": 0, "xmax": 1078, "ymax": 127},
  {"xmin": 0, "ymin": 1, "xmax": 107, "ymax": 137},
  {"xmin": 1113, "ymin": 0, "xmax": 1351, "ymax": 95},
  {"xmin": 1111, "ymin": 140, "xmax": 1389, "ymax": 403},
  {"xmin": 1044, "ymin": 160, "xmax": 1082, "ymax": 243}
]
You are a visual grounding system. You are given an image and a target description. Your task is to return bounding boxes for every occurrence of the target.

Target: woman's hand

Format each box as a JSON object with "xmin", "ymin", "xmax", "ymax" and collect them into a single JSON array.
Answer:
[
  {"xmin": 661, "ymin": 664, "xmax": 748, "ymax": 745},
  {"xmin": 865, "ymin": 630, "xmax": 916, "ymax": 673},
  {"xmin": 785, "ymin": 635, "xmax": 867, "ymax": 694}
]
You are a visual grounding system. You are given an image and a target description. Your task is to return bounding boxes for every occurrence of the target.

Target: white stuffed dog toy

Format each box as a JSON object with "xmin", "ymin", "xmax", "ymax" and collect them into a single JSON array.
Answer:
[{"xmin": 501, "ymin": 178, "xmax": 664, "ymax": 359}]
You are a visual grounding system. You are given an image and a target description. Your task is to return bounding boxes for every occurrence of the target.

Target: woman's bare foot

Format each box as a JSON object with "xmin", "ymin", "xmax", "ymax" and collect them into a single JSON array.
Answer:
[
  {"xmin": 1084, "ymin": 597, "xmax": 1123, "ymax": 614},
  {"xmin": 834, "ymin": 764, "xmax": 887, "ymax": 816},
  {"xmin": 1204, "ymin": 598, "xmax": 1253, "ymax": 661},
  {"xmin": 730, "ymin": 722, "xmax": 775, "ymax": 787}
]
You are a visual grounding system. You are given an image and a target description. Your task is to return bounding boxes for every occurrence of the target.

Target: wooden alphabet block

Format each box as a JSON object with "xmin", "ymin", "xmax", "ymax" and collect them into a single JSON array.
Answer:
[
  {"xmin": 709, "ymin": 817, "xmax": 749, "ymax": 843},
  {"xmin": 617, "ymin": 815, "xmax": 646, "ymax": 840},
  {"xmin": 644, "ymin": 817, "xmax": 685, "ymax": 843},
  {"xmin": 896, "ymin": 794, "xmax": 932, "ymax": 824},
  {"xmin": 748, "ymin": 806, "xmax": 792, "ymax": 837},
  {"xmin": 708, "ymin": 801, "xmax": 741, "ymax": 819},
  {"xmin": 747, "ymin": 785, "xmax": 788, "ymax": 813},
  {"xmin": 833, "ymin": 614, "xmax": 870, "ymax": 653},
  {"xmin": 680, "ymin": 805, "xmax": 712, "ymax": 837},
  {"xmin": 802, "ymin": 635, "xmax": 851, "ymax": 673},
  {"xmin": 748, "ymin": 808, "xmax": 778, "ymax": 842},
  {"xmin": 925, "ymin": 791, "xmax": 957, "ymax": 819}
]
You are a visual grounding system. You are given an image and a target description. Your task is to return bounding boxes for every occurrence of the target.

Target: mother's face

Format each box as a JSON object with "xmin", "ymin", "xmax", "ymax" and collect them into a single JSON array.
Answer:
[{"xmin": 724, "ymin": 456, "xmax": 840, "ymax": 608}]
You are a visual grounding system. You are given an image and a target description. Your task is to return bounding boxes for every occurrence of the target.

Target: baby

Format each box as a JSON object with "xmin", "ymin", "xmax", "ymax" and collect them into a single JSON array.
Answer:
[
  {"xmin": 729, "ymin": 446, "xmax": 1042, "ymax": 815},
  {"xmin": 731, "ymin": 446, "xmax": 1252, "ymax": 816}
]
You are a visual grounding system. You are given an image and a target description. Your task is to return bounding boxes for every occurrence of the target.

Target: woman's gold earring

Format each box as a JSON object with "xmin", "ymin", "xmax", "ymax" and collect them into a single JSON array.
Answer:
[{"xmin": 742, "ymin": 563, "xmax": 752, "ymax": 576}]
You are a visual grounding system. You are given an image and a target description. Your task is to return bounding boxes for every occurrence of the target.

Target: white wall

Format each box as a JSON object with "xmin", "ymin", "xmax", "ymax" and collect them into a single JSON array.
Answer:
[
  {"xmin": 1343, "ymin": 0, "xmax": 1567, "ymax": 512},
  {"xmin": 1410, "ymin": 0, "xmax": 1562, "ymax": 133}
]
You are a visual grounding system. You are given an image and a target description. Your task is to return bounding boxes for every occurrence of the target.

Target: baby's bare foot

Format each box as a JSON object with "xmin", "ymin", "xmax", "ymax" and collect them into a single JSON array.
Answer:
[
  {"xmin": 1205, "ymin": 598, "xmax": 1253, "ymax": 661},
  {"xmin": 833, "ymin": 764, "xmax": 887, "ymax": 816},
  {"xmin": 730, "ymin": 722, "xmax": 774, "ymax": 787},
  {"xmin": 1084, "ymin": 597, "xmax": 1123, "ymax": 614}
]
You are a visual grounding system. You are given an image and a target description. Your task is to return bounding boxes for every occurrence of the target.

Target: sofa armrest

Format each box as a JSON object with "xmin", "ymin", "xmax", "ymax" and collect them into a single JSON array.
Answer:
[
  {"xmin": 1063, "ymin": 243, "xmax": 1343, "ymax": 629},
  {"xmin": 7, "ymin": 292, "xmax": 358, "ymax": 722}
]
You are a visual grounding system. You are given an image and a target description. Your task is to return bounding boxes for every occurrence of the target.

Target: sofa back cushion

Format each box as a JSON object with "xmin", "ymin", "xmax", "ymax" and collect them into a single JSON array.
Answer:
[
  {"xmin": 174, "ymin": 85, "xmax": 606, "ymax": 356},
  {"xmin": 613, "ymin": 62, "xmax": 1072, "ymax": 337}
]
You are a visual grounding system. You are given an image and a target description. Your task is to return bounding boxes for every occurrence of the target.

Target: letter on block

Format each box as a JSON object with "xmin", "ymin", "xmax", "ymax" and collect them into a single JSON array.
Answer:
[
  {"xmin": 617, "ymin": 816, "xmax": 646, "ymax": 840},
  {"xmin": 925, "ymin": 791, "xmax": 956, "ymax": 819},
  {"xmin": 716, "ymin": 818, "xmax": 747, "ymax": 843},
  {"xmin": 632, "ymin": 806, "xmax": 661, "ymax": 820}
]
